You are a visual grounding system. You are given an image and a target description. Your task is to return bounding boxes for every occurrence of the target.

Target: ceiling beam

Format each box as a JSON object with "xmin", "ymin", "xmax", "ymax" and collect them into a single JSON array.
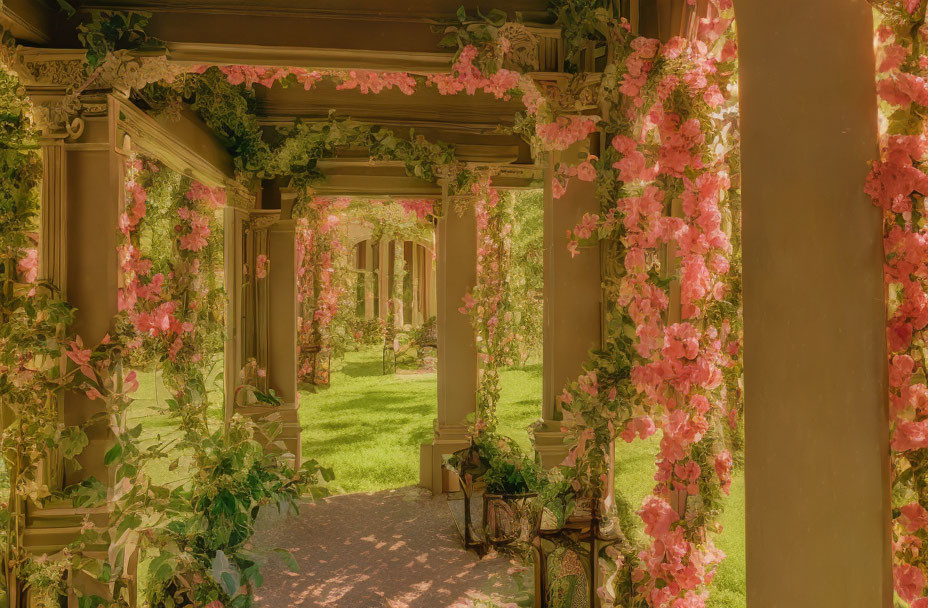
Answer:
[{"xmin": 0, "ymin": 0, "xmax": 58, "ymax": 44}]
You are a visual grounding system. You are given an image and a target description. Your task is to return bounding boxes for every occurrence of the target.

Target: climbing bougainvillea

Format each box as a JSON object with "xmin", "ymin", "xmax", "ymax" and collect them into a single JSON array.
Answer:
[
  {"xmin": 296, "ymin": 196, "xmax": 350, "ymax": 383},
  {"xmin": 550, "ymin": 3, "xmax": 742, "ymax": 605},
  {"xmin": 117, "ymin": 157, "xmax": 227, "ymax": 438},
  {"xmin": 461, "ymin": 178, "xmax": 518, "ymax": 433},
  {"xmin": 869, "ymin": 3, "xmax": 928, "ymax": 605}
]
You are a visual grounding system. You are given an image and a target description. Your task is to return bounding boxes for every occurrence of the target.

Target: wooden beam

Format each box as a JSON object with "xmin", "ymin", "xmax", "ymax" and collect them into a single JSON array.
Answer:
[
  {"xmin": 0, "ymin": 0, "xmax": 57, "ymax": 44},
  {"xmin": 112, "ymin": 94, "xmax": 254, "ymax": 207}
]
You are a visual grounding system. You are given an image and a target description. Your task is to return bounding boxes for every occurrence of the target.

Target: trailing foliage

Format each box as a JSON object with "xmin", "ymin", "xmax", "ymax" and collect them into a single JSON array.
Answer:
[
  {"xmin": 113, "ymin": 159, "xmax": 333, "ymax": 608},
  {"xmin": 77, "ymin": 11, "xmax": 164, "ymax": 70}
]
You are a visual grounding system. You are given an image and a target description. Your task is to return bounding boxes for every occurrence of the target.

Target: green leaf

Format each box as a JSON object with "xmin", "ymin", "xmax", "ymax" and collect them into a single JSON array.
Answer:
[
  {"xmin": 60, "ymin": 427, "xmax": 89, "ymax": 460},
  {"xmin": 220, "ymin": 571, "xmax": 239, "ymax": 597},
  {"xmin": 103, "ymin": 443, "xmax": 123, "ymax": 466},
  {"xmin": 486, "ymin": 8, "xmax": 507, "ymax": 26},
  {"xmin": 273, "ymin": 548, "xmax": 299, "ymax": 572},
  {"xmin": 456, "ymin": 5, "xmax": 467, "ymax": 23},
  {"xmin": 438, "ymin": 32, "xmax": 460, "ymax": 49}
]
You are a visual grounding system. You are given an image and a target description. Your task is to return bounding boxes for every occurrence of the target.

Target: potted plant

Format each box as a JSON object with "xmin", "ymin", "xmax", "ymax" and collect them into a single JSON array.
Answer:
[{"xmin": 477, "ymin": 434, "xmax": 544, "ymax": 546}]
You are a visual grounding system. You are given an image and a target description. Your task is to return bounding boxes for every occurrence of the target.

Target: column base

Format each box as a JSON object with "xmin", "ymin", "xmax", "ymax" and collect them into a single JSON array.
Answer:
[
  {"xmin": 533, "ymin": 419, "xmax": 570, "ymax": 469},
  {"xmin": 419, "ymin": 421, "xmax": 470, "ymax": 494}
]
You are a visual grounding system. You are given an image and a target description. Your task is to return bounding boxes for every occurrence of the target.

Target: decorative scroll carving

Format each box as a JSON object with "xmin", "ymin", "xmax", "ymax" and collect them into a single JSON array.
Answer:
[
  {"xmin": 532, "ymin": 72, "xmax": 603, "ymax": 113},
  {"xmin": 16, "ymin": 47, "xmax": 183, "ymax": 139},
  {"xmin": 500, "ymin": 24, "xmax": 562, "ymax": 73},
  {"xmin": 250, "ymin": 212, "xmax": 282, "ymax": 230},
  {"xmin": 17, "ymin": 56, "xmax": 86, "ymax": 88},
  {"xmin": 95, "ymin": 51, "xmax": 185, "ymax": 94},
  {"xmin": 225, "ymin": 181, "xmax": 256, "ymax": 210},
  {"xmin": 500, "ymin": 23, "xmax": 540, "ymax": 72}
]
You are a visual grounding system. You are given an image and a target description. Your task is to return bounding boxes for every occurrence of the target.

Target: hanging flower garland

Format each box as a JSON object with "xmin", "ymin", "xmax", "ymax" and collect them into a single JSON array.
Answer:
[{"xmin": 868, "ymin": 3, "xmax": 928, "ymax": 605}]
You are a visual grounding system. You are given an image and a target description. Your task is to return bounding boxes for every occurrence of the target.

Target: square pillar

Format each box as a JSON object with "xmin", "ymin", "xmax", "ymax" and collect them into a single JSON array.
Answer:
[
  {"xmin": 61, "ymin": 104, "xmax": 124, "ymax": 488},
  {"xmin": 536, "ymin": 147, "xmax": 603, "ymax": 469},
  {"xmin": 223, "ymin": 206, "xmax": 248, "ymax": 426},
  {"xmin": 419, "ymin": 201, "xmax": 478, "ymax": 493},
  {"xmin": 27, "ymin": 94, "xmax": 132, "ymax": 605},
  {"xmin": 363, "ymin": 240, "xmax": 375, "ymax": 319},
  {"xmin": 377, "ymin": 239, "xmax": 390, "ymax": 321},
  {"xmin": 264, "ymin": 219, "xmax": 301, "ymax": 465},
  {"xmin": 738, "ymin": 1, "xmax": 892, "ymax": 606}
]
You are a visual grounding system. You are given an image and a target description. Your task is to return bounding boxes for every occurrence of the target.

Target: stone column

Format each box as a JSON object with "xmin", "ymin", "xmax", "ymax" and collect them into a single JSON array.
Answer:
[
  {"xmin": 377, "ymin": 239, "xmax": 390, "ymax": 321},
  {"xmin": 419, "ymin": 200, "xmax": 478, "ymax": 493},
  {"xmin": 249, "ymin": 213, "xmax": 273, "ymax": 392},
  {"xmin": 738, "ymin": 1, "xmax": 892, "ymax": 606},
  {"xmin": 223, "ymin": 206, "xmax": 248, "ymax": 425},
  {"xmin": 535, "ymin": 146, "xmax": 602, "ymax": 469},
  {"xmin": 29, "ymin": 95, "xmax": 128, "ymax": 604},
  {"xmin": 426, "ymin": 242, "xmax": 437, "ymax": 319},
  {"xmin": 263, "ymin": 219, "xmax": 301, "ymax": 466},
  {"xmin": 363, "ymin": 240, "xmax": 375, "ymax": 319},
  {"xmin": 410, "ymin": 242, "xmax": 421, "ymax": 325},
  {"xmin": 60, "ymin": 105, "xmax": 124, "ymax": 489}
]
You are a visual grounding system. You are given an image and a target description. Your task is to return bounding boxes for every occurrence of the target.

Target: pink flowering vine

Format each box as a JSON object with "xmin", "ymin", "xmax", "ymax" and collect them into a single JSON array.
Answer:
[
  {"xmin": 426, "ymin": 45, "xmax": 522, "ymax": 100},
  {"xmin": 462, "ymin": 178, "xmax": 518, "ymax": 432},
  {"xmin": 553, "ymin": 4, "xmax": 741, "ymax": 606},
  {"xmin": 335, "ymin": 70, "xmax": 417, "ymax": 95},
  {"xmin": 117, "ymin": 157, "xmax": 226, "ymax": 439},
  {"xmin": 536, "ymin": 116, "xmax": 599, "ymax": 151},
  {"xmin": 868, "ymin": 5, "xmax": 928, "ymax": 604},
  {"xmin": 296, "ymin": 196, "xmax": 350, "ymax": 383}
]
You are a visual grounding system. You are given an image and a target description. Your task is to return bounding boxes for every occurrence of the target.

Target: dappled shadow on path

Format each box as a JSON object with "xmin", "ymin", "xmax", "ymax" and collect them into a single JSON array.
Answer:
[{"xmin": 252, "ymin": 486, "xmax": 527, "ymax": 608}]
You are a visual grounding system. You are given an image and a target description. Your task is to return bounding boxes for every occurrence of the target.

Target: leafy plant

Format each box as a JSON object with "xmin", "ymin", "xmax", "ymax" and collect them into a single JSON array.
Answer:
[
  {"xmin": 77, "ymin": 11, "xmax": 164, "ymax": 70},
  {"xmin": 436, "ymin": 6, "xmax": 511, "ymax": 74}
]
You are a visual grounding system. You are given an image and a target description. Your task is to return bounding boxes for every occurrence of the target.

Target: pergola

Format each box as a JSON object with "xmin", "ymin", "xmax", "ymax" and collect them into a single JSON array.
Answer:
[{"xmin": 0, "ymin": 1, "xmax": 892, "ymax": 607}]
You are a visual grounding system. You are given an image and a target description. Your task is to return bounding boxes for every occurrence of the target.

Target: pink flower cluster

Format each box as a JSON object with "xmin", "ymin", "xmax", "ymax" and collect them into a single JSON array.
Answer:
[
  {"xmin": 536, "ymin": 116, "xmax": 599, "ymax": 151},
  {"xmin": 335, "ymin": 71, "xmax": 417, "ymax": 95},
  {"xmin": 557, "ymin": 5, "xmax": 740, "ymax": 605},
  {"xmin": 396, "ymin": 198, "xmax": 436, "ymax": 220},
  {"xmin": 296, "ymin": 197, "xmax": 349, "ymax": 382},
  {"xmin": 467, "ymin": 178, "xmax": 518, "ymax": 426},
  {"xmin": 190, "ymin": 64, "xmax": 323, "ymax": 90},
  {"xmin": 119, "ymin": 160, "xmax": 225, "ymax": 367},
  {"xmin": 552, "ymin": 156, "xmax": 598, "ymax": 200},
  {"xmin": 17, "ymin": 248, "xmax": 37, "ymax": 283},
  {"xmin": 176, "ymin": 206, "xmax": 211, "ymax": 252},
  {"xmin": 426, "ymin": 45, "xmax": 521, "ymax": 100}
]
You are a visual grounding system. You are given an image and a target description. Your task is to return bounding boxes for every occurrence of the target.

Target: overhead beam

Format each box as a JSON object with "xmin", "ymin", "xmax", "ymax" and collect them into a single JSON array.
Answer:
[
  {"xmin": 113, "ymin": 94, "xmax": 253, "ymax": 206},
  {"xmin": 0, "ymin": 0, "xmax": 57, "ymax": 45}
]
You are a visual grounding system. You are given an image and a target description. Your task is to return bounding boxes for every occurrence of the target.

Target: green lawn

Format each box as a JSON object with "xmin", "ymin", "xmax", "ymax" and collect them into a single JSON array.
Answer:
[{"xmin": 299, "ymin": 346, "xmax": 746, "ymax": 607}]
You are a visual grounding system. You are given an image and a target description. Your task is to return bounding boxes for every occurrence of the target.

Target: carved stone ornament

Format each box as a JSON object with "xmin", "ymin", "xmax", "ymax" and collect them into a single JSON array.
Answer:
[
  {"xmin": 500, "ymin": 23, "xmax": 540, "ymax": 73},
  {"xmin": 251, "ymin": 212, "xmax": 282, "ymax": 231},
  {"xmin": 95, "ymin": 51, "xmax": 186, "ymax": 95},
  {"xmin": 533, "ymin": 72, "xmax": 604, "ymax": 114},
  {"xmin": 15, "ymin": 46, "xmax": 184, "ymax": 138},
  {"xmin": 27, "ymin": 94, "xmax": 84, "ymax": 139}
]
